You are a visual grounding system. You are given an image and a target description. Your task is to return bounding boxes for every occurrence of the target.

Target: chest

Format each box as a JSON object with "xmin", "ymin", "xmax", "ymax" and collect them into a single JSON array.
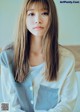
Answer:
[{"xmin": 29, "ymin": 53, "xmax": 44, "ymax": 66}]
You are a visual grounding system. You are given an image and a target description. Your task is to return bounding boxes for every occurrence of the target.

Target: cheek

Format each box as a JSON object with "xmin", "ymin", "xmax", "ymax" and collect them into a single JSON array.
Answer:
[
  {"xmin": 26, "ymin": 19, "xmax": 31, "ymax": 29},
  {"xmin": 45, "ymin": 18, "xmax": 49, "ymax": 26},
  {"xmin": 26, "ymin": 18, "xmax": 34, "ymax": 25}
]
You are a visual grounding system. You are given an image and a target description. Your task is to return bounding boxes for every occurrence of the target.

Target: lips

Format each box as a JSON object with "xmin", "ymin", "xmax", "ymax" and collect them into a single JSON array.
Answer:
[{"xmin": 33, "ymin": 26, "xmax": 44, "ymax": 30}]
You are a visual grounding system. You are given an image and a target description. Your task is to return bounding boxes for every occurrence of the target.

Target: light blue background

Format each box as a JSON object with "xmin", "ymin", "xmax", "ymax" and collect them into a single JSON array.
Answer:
[{"xmin": 0, "ymin": 0, "xmax": 80, "ymax": 48}]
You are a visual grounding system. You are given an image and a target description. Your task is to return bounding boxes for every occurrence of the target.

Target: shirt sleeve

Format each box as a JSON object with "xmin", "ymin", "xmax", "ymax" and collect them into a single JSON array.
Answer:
[
  {"xmin": 35, "ymin": 56, "xmax": 78, "ymax": 112},
  {"xmin": 0, "ymin": 53, "xmax": 26, "ymax": 112}
]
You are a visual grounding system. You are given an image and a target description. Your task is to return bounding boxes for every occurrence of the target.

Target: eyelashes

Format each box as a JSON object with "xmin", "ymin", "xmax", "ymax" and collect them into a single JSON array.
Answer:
[
  {"xmin": 28, "ymin": 13, "xmax": 35, "ymax": 16},
  {"xmin": 27, "ymin": 12, "xmax": 49, "ymax": 16},
  {"xmin": 42, "ymin": 12, "xmax": 49, "ymax": 15}
]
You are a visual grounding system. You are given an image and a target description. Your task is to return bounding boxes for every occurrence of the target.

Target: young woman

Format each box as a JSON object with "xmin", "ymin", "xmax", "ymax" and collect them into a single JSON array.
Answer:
[{"xmin": 0, "ymin": 0, "xmax": 78, "ymax": 112}]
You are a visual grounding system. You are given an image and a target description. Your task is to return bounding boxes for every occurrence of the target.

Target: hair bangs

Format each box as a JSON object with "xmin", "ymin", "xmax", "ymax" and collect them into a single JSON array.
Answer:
[{"xmin": 26, "ymin": 0, "xmax": 49, "ymax": 12}]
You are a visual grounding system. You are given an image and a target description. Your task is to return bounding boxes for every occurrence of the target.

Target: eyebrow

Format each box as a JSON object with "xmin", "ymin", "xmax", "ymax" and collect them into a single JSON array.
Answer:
[{"xmin": 27, "ymin": 8, "xmax": 48, "ymax": 11}]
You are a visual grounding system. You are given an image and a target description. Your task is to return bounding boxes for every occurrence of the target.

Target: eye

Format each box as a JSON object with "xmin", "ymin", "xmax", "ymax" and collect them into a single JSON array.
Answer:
[
  {"xmin": 28, "ymin": 13, "xmax": 35, "ymax": 16},
  {"xmin": 42, "ymin": 12, "xmax": 49, "ymax": 16}
]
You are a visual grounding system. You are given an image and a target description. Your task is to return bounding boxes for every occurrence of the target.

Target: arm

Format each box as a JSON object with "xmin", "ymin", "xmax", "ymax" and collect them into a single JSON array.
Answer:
[
  {"xmin": 35, "ymin": 57, "xmax": 78, "ymax": 112},
  {"xmin": 0, "ymin": 53, "xmax": 26, "ymax": 112}
]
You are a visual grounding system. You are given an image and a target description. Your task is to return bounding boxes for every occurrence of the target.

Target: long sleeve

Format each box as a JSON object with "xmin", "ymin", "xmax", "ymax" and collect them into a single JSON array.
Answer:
[
  {"xmin": 1, "ymin": 65, "xmax": 26, "ymax": 112},
  {"xmin": 35, "ymin": 54, "xmax": 78, "ymax": 112},
  {"xmin": 0, "ymin": 52, "xmax": 26, "ymax": 112}
]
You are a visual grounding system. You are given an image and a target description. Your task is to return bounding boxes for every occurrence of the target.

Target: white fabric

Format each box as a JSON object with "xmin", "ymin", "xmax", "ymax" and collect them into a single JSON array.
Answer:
[
  {"xmin": 0, "ymin": 72, "xmax": 80, "ymax": 112},
  {"xmin": 0, "ymin": 46, "xmax": 78, "ymax": 112},
  {"xmin": 73, "ymin": 71, "xmax": 80, "ymax": 112}
]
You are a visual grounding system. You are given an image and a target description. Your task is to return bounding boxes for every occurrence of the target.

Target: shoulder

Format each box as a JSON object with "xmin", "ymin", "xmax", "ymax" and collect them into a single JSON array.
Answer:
[
  {"xmin": 59, "ymin": 45, "xmax": 75, "ymax": 67},
  {"xmin": 0, "ymin": 47, "xmax": 14, "ymax": 67}
]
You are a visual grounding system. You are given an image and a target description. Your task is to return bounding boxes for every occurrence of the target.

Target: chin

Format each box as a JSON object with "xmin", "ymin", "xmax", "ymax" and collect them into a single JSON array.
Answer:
[
  {"xmin": 34, "ymin": 34, "xmax": 43, "ymax": 37},
  {"xmin": 34, "ymin": 33, "xmax": 44, "ymax": 37}
]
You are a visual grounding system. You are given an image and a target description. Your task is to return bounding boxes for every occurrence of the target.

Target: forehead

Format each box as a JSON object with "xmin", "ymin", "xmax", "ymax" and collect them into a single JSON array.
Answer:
[{"xmin": 26, "ymin": 2, "xmax": 49, "ymax": 11}]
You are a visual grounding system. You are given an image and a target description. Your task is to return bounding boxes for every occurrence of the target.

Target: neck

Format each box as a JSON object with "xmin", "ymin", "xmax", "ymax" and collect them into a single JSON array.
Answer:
[{"xmin": 30, "ymin": 35, "xmax": 42, "ymax": 54}]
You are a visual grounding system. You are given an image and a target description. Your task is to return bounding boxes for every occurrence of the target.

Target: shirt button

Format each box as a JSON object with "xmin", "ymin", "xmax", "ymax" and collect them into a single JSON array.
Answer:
[
  {"xmin": 31, "ymin": 100, "xmax": 33, "ymax": 105},
  {"xmin": 30, "ymin": 86, "xmax": 33, "ymax": 91}
]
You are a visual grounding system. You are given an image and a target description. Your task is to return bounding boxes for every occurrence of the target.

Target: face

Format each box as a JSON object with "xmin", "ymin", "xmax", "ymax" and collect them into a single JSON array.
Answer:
[{"xmin": 26, "ymin": 3, "xmax": 49, "ymax": 38}]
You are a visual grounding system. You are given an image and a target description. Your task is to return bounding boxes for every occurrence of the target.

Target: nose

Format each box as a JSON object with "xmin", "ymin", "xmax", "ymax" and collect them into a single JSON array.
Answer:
[{"xmin": 35, "ymin": 14, "xmax": 41, "ymax": 24}]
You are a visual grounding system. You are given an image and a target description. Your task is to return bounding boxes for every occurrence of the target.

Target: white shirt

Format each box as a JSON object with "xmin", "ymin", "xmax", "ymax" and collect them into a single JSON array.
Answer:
[{"xmin": 0, "ymin": 46, "xmax": 78, "ymax": 112}]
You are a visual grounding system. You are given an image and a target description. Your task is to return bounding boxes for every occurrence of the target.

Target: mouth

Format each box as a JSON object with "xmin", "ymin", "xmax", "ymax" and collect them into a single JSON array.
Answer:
[{"xmin": 33, "ymin": 26, "xmax": 44, "ymax": 30}]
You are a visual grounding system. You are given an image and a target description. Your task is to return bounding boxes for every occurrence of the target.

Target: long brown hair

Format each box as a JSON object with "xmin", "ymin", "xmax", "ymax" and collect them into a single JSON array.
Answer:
[{"xmin": 14, "ymin": 0, "xmax": 59, "ymax": 83}]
